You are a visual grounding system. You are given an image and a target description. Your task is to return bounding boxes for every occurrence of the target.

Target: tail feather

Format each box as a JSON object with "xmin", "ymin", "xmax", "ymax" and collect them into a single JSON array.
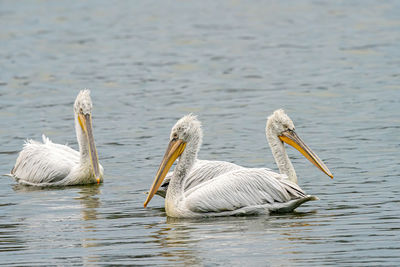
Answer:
[
  {"xmin": 42, "ymin": 134, "xmax": 51, "ymax": 144},
  {"xmin": 271, "ymin": 195, "xmax": 319, "ymax": 213},
  {"xmin": 3, "ymin": 173, "xmax": 19, "ymax": 182}
]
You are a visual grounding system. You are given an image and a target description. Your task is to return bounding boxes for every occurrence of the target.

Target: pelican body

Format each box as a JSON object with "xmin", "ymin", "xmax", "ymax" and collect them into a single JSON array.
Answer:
[
  {"xmin": 144, "ymin": 111, "xmax": 333, "ymax": 218},
  {"xmin": 11, "ymin": 90, "xmax": 103, "ymax": 186}
]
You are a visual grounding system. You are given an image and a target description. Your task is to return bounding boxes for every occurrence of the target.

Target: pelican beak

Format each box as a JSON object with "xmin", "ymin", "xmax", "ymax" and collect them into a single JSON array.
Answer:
[
  {"xmin": 78, "ymin": 113, "xmax": 101, "ymax": 184},
  {"xmin": 144, "ymin": 138, "xmax": 186, "ymax": 207},
  {"xmin": 279, "ymin": 130, "xmax": 333, "ymax": 179}
]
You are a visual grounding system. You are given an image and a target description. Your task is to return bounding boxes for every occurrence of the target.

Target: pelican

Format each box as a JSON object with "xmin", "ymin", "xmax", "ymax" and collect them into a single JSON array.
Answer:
[
  {"xmin": 10, "ymin": 90, "xmax": 103, "ymax": 186},
  {"xmin": 144, "ymin": 111, "xmax": 333, "ymax": 218}
]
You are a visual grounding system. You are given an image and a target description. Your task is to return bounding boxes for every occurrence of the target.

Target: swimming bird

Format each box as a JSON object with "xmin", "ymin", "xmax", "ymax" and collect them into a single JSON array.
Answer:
[
  {"xmin": 10, "ymin": 90, "xmax": 103, "ymax": 186},
  {"xmin": 144, "ymin": 111, "xmax": 332, "ymax": 218}
]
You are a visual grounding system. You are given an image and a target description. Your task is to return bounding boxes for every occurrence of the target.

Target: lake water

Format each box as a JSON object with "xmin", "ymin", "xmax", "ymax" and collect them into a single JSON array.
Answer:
[{"xmin": 1, "ymin": 0, "xmax": 400, "ymax": 266}]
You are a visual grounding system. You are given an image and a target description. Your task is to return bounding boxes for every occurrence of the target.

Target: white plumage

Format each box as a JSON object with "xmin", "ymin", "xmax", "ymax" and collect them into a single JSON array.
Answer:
[
  {"xmin": 157, "ymin": 159, "xmax": 244, "ymax": 197},
  {"xmin": 182, "ymin": 168, "xmax": 314, "ymax": 216},
  {"xmin": 144, "ymin": 111, "xmax": 333, "ymax": 218},
  {"xmin": 10, "ymin": 90, "xmax": 104, "ymax": 186}
]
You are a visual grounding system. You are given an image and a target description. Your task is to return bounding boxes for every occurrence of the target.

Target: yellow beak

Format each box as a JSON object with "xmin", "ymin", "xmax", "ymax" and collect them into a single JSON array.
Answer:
[
  {"xmin": 279, "ymin": 130, "xmax": 333, "ymax": 179},
  {"xmin": 78, "ymin": 113, "xmax": 101, "ymax": 184},
  {"xmin": 144, "ymin": 139, "xmax": 186, "ymax": 207}
]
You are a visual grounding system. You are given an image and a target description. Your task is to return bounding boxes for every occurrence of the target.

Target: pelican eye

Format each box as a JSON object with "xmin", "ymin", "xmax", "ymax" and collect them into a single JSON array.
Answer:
[{"xmin": 172, "ymin": 133, "xmax": 178, "ymax": 140}]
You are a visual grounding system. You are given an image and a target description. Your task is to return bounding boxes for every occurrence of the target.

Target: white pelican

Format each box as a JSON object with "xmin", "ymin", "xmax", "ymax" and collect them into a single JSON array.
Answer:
[
  {"xmin": 10, "ymin": 90, "xmax": 104, "ymax": 186},
  {"xmin": 144, "ymin": 111, "xmax": 333, "ymax": 218}
]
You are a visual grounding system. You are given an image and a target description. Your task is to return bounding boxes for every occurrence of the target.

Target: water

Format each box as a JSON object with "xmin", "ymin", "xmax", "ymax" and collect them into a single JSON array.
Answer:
[{"xmin": 1, "ymin": 0, "xmax": 400, "ymax": 265}]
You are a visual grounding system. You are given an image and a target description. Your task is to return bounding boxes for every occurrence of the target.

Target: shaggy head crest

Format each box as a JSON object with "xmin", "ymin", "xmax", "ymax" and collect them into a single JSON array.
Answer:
[
  {"xmin": 74, "ymin": 89, "xmax": 93, "ymax": 115},
  {"xmin": 266, "ymin": 109, "xmax": 295, "ymax": 135},
  {"xmin": 170, "ymin": 114, "xmax": 203, "ymax": 143}
]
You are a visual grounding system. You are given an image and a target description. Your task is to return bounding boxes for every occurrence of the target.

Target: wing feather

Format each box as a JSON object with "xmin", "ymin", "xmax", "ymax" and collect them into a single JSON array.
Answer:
[
  {"xmin": 184, "ymin": 168, "xmax": 307, "ymax": 213},
  {"xmin": 183, "ymin": 159, "xmax": 245, "ymax": 189},
  {"xmin": 159, "ymin": 159, "xmax": 261, "ymax": 196},
  {"xmin": 11, "ymin": 136, "xmax": 79, "ymax": 185}
]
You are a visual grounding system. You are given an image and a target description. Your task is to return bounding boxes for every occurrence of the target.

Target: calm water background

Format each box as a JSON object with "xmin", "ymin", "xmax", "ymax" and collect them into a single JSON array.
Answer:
[{"xmin": 1, "ymin": 0, "xmax": 400, "ymax": 266}]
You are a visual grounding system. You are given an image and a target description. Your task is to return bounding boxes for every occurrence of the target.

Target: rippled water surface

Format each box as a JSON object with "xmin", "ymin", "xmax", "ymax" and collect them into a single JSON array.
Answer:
[{"xmin": 1, "ymin": 0, "xmax": 400, "ymax": 266}]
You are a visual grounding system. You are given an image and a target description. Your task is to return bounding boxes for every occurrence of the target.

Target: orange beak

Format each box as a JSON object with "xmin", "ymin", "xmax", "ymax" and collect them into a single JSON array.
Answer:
[
  {"xmin": 279, "ymin": 130, "xmax": 333, "ymax": 179},
  {"xmin": 144, "ymin": 138, "xmax": 186, "ymax": 207},
  {"xmin": 78, "ymin": 113, "xmax": 101, "ymax": 184}
]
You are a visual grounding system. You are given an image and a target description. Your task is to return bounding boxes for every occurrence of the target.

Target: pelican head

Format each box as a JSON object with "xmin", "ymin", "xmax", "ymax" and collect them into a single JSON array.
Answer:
[
  {"xmin": 267, "ymin": 109, "xmax": 295, "ymax": 136},
  {"xmin": 144, "ymin": 114, "xmax": 202, "ymax": 207},
  {"xmin": 170, "ymin": 114, "xmax": 203, "ymax": 145},
  {"xmin": 74, "ymin": 89, "xmax": 101, "ymax": 184},
  {"xmin": 74, "ymin": 89, "xmax": 93, "ymax": 115},
  {"xmin": 267, "ymin": 109, "xmax": 333, "ymax": 178}
]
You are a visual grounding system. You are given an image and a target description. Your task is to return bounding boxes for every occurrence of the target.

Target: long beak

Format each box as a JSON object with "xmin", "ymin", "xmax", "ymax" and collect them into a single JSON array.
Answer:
[
  {"xmin": 78, "ymin": 113, "xmax": 101, "ymax": 184},
  {"xmin": 143, "ymin": 139, "xmax": 186, "ymax": 208},
  {"xmin": 279, "ymin": 130, "xmax": 333, "ymax": 179}
]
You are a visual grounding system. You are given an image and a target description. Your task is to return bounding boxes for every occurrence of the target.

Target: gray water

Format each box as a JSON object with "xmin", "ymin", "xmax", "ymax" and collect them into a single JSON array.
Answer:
[{"xmin": 1, "ymin": 0, "xmax": 400, "ymax": 266}]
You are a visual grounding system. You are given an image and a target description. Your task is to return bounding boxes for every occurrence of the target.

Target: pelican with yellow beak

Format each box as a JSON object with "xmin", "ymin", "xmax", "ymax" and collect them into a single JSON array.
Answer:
[
  {"xmin": 10, "ymin": 90, "xmax": 103, "ymax": 186},
  {"xmin": 144, "ymin": 111, "xmax": 333, "ymax": 218}
]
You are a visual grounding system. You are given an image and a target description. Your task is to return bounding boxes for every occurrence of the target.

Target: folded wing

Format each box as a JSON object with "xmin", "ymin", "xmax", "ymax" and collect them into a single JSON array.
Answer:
[
  {"xmin": 184, "ymin": 168, "xmax": 308, "ymax": 213},
  {"xmin": 11, "ymin": 136, "xmax": 79, "ymax": 185}
]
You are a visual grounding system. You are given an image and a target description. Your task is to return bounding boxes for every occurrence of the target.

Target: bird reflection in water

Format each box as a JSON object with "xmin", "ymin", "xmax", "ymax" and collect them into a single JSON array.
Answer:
[
  {"xmin": 148, "ymin": 212, "xmax": 322, "ymax": 265},
  {"xmin": 75, "ymin": 185, "xmax": 102, "ymax": 265},
  {"xmin": 75, "ymin": 185, "xmax": 101, "ymax": 222},
  {"xmin": 146, "ymin": 217, "xmax": 204, "ymax": 266}
]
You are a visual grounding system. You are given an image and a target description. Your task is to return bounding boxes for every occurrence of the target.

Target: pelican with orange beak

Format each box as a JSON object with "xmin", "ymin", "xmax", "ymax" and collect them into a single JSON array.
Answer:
[
  {"xmin": 10, "ymin": 90, "xmax": 103, "ymax": 186},
  {"xmin": 144, "ymin": 111, "xmax": 332, "ymax": 218}
]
